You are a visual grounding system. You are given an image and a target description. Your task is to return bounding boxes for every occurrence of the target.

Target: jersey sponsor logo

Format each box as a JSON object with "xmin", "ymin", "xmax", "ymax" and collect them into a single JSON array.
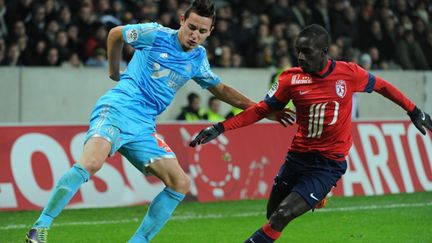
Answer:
[
  {"xmin": 299, "ymin": 90, "xmax": 312, "ymax": 95},
  {"xmin": 291, "ymin": 74, "xmax": 312, "ymax": 84},
  {"xmin": 267, "ymin": 81, "xmax": 278, "ymax": 97},
  {"xmin": 336, "ymin": 80, "xmax": 347, "ymax": 98},
  {"xmin": 151, "ymin": 62, "xmax": 188, "ymax": 91},
  {"xmin": 125, "ymin": 29, "xmax": 138, "ymax": 43}
]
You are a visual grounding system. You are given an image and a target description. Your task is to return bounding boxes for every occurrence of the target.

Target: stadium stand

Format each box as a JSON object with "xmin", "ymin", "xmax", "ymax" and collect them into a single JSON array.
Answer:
[{"xmin": 0, "ymin": 0, "xmax": 431, "ymax": 70}]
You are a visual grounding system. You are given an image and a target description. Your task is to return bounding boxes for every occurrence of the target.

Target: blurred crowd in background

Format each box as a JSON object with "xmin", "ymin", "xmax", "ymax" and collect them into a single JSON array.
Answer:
[{"xmin": 0, "ymin": 0, "xmax": 432, "ymax": 71}]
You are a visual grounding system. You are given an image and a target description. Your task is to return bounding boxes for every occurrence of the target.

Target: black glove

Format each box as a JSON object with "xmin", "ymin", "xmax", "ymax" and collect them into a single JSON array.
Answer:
[
  {"xmin": 189, "ymin": 123, "xmax": 225, "ymax": 147},
  {"xmin": 408, "ymin": 106, "xmax": 432, "ymax": 135}
]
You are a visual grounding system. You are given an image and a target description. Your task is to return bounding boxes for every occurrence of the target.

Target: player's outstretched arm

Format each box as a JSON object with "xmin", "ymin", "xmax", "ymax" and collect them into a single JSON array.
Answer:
[
  {"xmin": 373, "ymin": 77, "xmax": 431, "ymax": 135},
  {"xmin": 408, "ymin": 106, "xmax": 432, "ymax": 135},
  {"xmin": 107, "ymin": 26, "xmax": 124, "ymax": 81},
  {"xmin": 208, "ymin": 83, "xmax": 255, "ymax": 110},
  {"xmin": 208, "ymin": 83, "xmax": 295, "ymax": 126},
  {"xmin": 189, "ymin": 101, "xmax": 273, "ymax": 147}
]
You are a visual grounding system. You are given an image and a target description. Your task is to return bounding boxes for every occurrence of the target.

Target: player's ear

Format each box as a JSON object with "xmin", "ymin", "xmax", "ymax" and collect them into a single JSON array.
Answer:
[
  {"xmin": 322, "ymin": 47, "xmax": 328, "ymax": 56},
  {"xmin": 179, "ymin": 14, "xmax": 185, "ymax": 26}
]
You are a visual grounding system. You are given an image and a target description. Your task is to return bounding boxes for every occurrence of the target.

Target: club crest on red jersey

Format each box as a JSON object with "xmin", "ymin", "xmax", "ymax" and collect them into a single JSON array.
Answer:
[{"xmin": 335, "ymin": 80, "xmax": 347, "ymax": 98}]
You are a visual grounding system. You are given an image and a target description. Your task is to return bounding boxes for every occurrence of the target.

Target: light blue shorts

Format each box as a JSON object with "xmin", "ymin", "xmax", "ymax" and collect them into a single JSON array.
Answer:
[{"xmin": 85, "ymin": 103, "xmax": 176, "ymax": 173}]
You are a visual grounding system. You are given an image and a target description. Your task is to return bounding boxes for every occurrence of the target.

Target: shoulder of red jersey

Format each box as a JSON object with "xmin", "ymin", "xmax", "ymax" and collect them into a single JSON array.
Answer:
[
  {"xmin": 278, "ymin": 67, "xmax": 313, "ymax": 85},
  {"xmin": 334, "ymin": 60, "xmax": 360, "ymax": 73}
]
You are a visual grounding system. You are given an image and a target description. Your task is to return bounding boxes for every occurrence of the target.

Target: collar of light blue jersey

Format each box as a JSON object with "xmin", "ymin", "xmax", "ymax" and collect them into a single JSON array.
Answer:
[
  {"xmin": 174, "ymin": 30, "xmax": 190, "ymax": 52},
  {"xmin": 174, "ymin": 30, "xmax": 200, "ymax": 53}
]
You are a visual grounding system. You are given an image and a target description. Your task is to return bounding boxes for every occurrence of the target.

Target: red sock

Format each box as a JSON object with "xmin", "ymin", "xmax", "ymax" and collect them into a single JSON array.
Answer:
[{"xmin": 262, "ymin": 223, "xmax": 281, "ymax": 240}]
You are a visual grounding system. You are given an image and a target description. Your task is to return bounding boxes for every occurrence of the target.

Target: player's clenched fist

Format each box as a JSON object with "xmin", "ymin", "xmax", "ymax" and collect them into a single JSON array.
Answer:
[
  {"xmin": 189, "ymin": 123, "xmax": 225, "ymax": 147},
  {"xmin": 408, "ymin": 106, "xmax": 432, "ymax": 135}
]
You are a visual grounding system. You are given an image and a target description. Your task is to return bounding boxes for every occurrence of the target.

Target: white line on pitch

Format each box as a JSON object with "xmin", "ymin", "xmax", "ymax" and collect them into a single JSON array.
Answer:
[{"xmin": 1, "ymin": 201, "xmax": 431, "ymax": 230}]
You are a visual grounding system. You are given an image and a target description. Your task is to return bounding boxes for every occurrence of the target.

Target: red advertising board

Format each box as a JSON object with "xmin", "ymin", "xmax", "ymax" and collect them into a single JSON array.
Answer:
[{"xmin": 0, "ymin": 121, "xmax": 431, "ymax": 211}]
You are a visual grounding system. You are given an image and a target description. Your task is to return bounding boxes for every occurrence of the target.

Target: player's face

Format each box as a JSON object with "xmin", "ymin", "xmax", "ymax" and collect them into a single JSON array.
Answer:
[
  {"xmin": 179, "ymin": 12, "xmax": 213, "ymax": 51},
  {"xmin": 295, "ymin": 36, "xmax": 326, "ymax": 73}
]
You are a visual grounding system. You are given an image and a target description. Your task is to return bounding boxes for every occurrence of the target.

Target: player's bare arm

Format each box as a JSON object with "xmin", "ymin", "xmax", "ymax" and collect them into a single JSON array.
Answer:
[
  {"xmin": 207, "ymin": 83, "xmax": 255, "ymax": 110},
  {"xmin": 208, "ymin": 83, "xmax": 295, "ymax": 127},
  {"xmin": 107, "ymin": 26, "xmax": 124, "ymax": 81}
]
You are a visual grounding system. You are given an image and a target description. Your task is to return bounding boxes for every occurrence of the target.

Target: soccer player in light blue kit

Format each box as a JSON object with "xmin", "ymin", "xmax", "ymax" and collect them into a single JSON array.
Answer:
[{"xmin": 25, "ymin": 0, "xmax": 290, "ymax": 242}]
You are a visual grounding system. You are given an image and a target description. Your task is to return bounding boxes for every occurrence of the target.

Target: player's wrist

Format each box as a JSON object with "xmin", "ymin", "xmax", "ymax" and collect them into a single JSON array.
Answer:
[
  {"xmin": 214, "ymin": 123, "xmax": 225, "ymax": 133},
  {"xmin": 407, "ymin": 106, "xmax": 420, "ymax": 118}
]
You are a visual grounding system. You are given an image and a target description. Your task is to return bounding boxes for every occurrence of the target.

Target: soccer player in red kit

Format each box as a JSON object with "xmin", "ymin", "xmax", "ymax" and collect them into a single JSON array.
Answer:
[{"xmin": 190, "ymin": 24, "xmax": 432, "ymax": 243}]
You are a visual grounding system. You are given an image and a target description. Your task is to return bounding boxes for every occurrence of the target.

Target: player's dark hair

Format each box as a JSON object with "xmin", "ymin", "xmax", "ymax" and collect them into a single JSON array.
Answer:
[
  {"xmin": 208, "ymin": 96, "xmax": 219, "ymax": 106},
  {"xmin": 188, "ymin": 92, "xmax": 199, "ymax": 104},
  {"xmin": 184, "ymin": 0, "xmax": 216, "ymax": 25},
  {"xmin": 299, "ymin": 24, "xmax": 330, "ymax": 50}
]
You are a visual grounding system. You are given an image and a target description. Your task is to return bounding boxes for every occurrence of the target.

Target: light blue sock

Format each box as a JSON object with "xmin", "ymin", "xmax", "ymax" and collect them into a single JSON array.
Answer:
[
  {"xmin": 129, "ymin": 187, "xmax": 185, "ymax": 243},
  {"xmin": 33, "ymin": 163, "xmax": 90, "ymax": 229}
]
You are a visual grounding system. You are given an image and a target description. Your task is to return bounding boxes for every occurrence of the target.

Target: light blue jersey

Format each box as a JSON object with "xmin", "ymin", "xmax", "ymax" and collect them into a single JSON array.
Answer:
[
  {"xmin": 98, "ymin": 22, "xmax": 219, "ymax": 118},
  {"xmin": 86, "ymin": 23, "xmax": 220, "ymax": 170}
]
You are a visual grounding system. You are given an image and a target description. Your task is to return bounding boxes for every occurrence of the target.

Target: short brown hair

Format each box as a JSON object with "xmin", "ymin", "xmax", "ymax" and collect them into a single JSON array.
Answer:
[{"xmin": 184, "ymin": 0, "xmax": 216, "ymax": 25}]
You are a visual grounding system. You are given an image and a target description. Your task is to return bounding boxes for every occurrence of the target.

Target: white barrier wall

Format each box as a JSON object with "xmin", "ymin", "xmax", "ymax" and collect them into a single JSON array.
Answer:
[{"xmin": 0, "ymin": 67, "xmax": 431, "ymax": 123}]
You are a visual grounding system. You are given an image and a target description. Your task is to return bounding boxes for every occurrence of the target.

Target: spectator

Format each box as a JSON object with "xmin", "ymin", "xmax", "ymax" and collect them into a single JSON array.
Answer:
[
  {"xmin": 10, "ymin": 21, "xmax": 26, "ymax": 41},
  {"xmin": 1, "ymin": 43, "xmax": 21, "ymax": 66},
  {"xmin": 55, "ymin": 31, "xmax": 72, "ymax": 61},
  {"xmin": 45, "ymin": 46, "xmax": 61, "ymax": 66},
  {"xmin": 17, "ymin": 36, "xmax": 30, "ymax": 64},
  {"xmin": 312, "ymin": 0, "xmax": 330, "ymax": 31},
  {"xmin": 231, "ymin": 52, "xmax": 243, "ymax": 68},
  {"xmin": 62, "ymin": 52, "xmax": 83, "ymax": 68},
  {"xmin": 292, "ymin": 0, "xmax": 313, "ymax": 28},
  {"xmin": 44, "ymin": 0, "xmax": 58, "ymax": 22},
  {"xmin": 66, "ymin": 25, "xmax": 82, "ymax": 57},
  {"xmin": 215, "ymin": 45, "xmax": 233, "ymax": 67},
  {"xmin": 85, "ymin": 48, "xmax": 108, "ymax": 67},
  {"xmin": 85, "ymin": 24, "xmax": 107, "ymax": 60},
  {"xmin": 176, "ymin": 92, "xmax": 205, "ymax": 121},
  {"xmin": 28, "ymin": 39, "xmax": 47, "ymax": 66},
  {"xmin": 1, "ymin": 0, "xmax": 431, "ymax": 70},
  {"xmin": 267, "ymin": 0, "xmax": 295, "ymax": 25},
  {"xmin": 359, "ymin": 52, "xmax": 371, "ymax": 69},
  {"xmin": 26, "ymin": 4, "xmax": 46, "ymax": 40},
  {"xmin": 203, "ymin": 96, "xmax": 224, "ymax": 122},
  {"xmin": 368, "ymin": 47, "xmax": 382, "ymax": 70},
  {"xmin": 397, "ymin": 30, "xmax": 430, "ymax": 70},
  {"xmin": 328, "ymin": 43, "xmax": 341, "ymax": 60},
  {"xmin": 74, "ymin": 4, "xmax": 95, "ymax": 43},
  {"xmin": 45, "ymin": 20, "xmax": 60, "ymax": 44},
  {"xmin": 5, "ymin": 0, "xmax": 33, "ymax": 26},
  {"xmin": 381, "ymin": 16, "xmax": 398, "ymax": 63},
  {"xmin": 0, "ymin": 0, "xmax": 7, "ymax": 38},
  {"xmin": 57, "ymin": 6, "xmax": 72, "ymax": 29}
]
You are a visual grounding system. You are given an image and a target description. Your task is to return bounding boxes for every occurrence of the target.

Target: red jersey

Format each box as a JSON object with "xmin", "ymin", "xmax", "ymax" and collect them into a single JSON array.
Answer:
[
  {"xmin": 265, "ymin": 60, "xmax": 372, "ymax": 160},
  {"xmin": 222, "ymin": 59, "xmax": 415, "ymax": 161}
]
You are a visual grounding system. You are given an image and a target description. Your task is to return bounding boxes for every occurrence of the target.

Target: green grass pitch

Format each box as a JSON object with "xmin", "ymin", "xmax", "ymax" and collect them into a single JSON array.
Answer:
[{"xmin": 1, "ymin": 192, "xmax": 431, "ymax": 242}]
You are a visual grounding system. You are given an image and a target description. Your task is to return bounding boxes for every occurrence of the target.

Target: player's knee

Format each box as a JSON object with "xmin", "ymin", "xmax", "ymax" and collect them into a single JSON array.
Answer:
[
  {"xmin": 175, "ymin": 174, "xmax": 191, "ymax": 194},
  {"xmin": 81, "ymin": 157, "xmax": 104, "ymax": 175},
  {"xmin": 272, "ymin": 206, "xmax": 298, "ymax": 225}
]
